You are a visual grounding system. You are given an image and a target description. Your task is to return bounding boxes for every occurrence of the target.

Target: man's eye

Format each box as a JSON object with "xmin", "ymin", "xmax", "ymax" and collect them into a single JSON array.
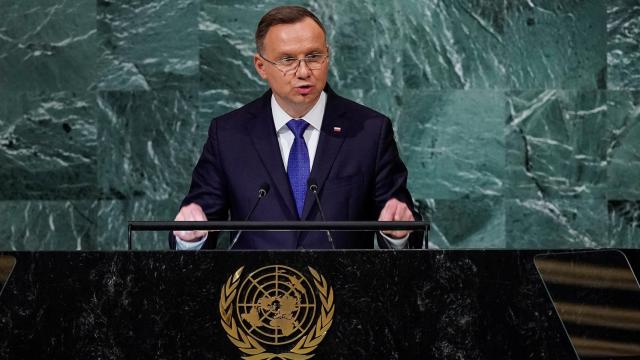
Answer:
[
  {"xmin": 306, "ymin": 54, "xmax": 322, "ymax": 61},
  {"xmin": 279, "ymin": 58, "xmax": 297, "ymax": 65}
]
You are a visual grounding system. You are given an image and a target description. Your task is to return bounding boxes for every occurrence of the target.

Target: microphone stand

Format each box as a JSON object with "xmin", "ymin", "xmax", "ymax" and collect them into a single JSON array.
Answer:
[
  {"xmin": 228, "ymin": 184, "xmax": 269, "ymax": 249},
  {"xmin": 309, "ymin": 182, "xmax": 335, "ymax": 250}
]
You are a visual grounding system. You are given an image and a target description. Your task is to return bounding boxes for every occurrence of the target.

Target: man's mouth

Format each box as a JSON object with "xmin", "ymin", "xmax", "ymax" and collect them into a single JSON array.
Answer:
[{"xmin": 295, "ymin": 85, "xmax": 313, "ymax": 95}]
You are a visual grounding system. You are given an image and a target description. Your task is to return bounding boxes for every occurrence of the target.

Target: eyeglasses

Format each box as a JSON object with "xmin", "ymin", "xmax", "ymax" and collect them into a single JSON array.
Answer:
[{"xmin": 259, "ymin": 53, "xmax": 329, "ymax": 75}]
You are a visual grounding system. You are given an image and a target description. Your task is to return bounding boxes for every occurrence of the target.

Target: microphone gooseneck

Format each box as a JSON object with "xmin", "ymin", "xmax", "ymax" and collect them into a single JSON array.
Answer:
[
  {"xmin": 228, "ymin": 183, "xmax": 270, "ymax": 250},
  {"xmin": 308, "ymin": 178, "xmax": 335, "ymax": 250}
]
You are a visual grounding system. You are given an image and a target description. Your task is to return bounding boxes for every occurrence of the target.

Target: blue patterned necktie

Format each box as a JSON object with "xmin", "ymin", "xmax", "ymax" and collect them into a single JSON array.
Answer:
[{"xmin": 286, "ymin": 119, "xmax": 310, "ymax": 218}]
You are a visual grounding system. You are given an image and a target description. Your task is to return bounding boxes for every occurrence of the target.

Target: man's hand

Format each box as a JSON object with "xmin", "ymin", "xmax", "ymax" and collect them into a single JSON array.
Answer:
[
  {"xmin": 173, "ymin": 203, "xmax": 208, "ymax": 242},
  {"xmin": 378, "ymin": 198, "xmax": 415, "ymax": 239}
]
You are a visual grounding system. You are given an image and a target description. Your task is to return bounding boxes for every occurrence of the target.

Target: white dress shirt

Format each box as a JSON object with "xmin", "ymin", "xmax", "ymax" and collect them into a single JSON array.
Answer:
[{"xmin": 176, "ymin": 91, "xmax": 407, "ymax": 249}]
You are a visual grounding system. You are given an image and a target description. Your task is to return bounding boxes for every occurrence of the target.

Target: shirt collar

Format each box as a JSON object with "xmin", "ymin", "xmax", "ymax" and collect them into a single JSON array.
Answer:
[{"xmin": 271, "ymin": 91, "xmax": 326, "ymax": 132}]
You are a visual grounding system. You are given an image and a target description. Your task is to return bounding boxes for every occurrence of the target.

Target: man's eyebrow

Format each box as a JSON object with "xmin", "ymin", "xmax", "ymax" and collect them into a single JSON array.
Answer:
[{"xmin": 274, "ymin": 47, "xmax": 327, "ymax": 57}]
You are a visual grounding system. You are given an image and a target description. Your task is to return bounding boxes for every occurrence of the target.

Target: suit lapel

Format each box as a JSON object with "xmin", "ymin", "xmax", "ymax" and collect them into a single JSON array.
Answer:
[
  {"xmin": 249, "ymin": 93, "xmax": 298, "ymax": 220},
  {"xmin": 301, "ymin": 91, "xmax": 347, "ymax": 220}
]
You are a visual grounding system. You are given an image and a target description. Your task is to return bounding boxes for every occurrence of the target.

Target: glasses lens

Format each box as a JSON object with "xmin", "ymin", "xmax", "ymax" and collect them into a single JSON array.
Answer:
[
  {"xmin": 306, "ymin": 55, "xmax": 325, "ymax": 69},
  {"xmin": 278, "ymin": 56, "xmax": 326, "ymax": 74},
  {"xmin": 281, "ymin": 62, "xmax": 298, "ymax": 73},
  {"xmin": 306, "ymin": 61, "xmax": 321, "ymax": 70}
]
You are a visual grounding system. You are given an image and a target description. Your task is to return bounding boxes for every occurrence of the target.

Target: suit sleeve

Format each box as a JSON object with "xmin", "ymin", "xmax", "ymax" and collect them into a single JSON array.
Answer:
[
  {"xmin": 373, "ymin": 117, "xmax": 424, "ymax": 249},
  {"xmin": 168, "ymin": 119, "xmax": 230, "ymax": 250}
]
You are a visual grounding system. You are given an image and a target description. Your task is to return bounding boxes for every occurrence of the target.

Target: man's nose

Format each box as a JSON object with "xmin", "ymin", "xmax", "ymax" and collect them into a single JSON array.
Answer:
[{"xmin": 295, "ymin": 59, "xmax": 311, "ymax": 78}]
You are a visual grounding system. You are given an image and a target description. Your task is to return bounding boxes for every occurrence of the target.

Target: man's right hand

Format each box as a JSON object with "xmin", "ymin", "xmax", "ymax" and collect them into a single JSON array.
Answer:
[{"xmin": 173, "ymin": 203, "xmax": 208, "ymax": 242}]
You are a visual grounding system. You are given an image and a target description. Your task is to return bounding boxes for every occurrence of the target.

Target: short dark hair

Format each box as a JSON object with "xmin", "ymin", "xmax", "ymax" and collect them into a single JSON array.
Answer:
[{"xmin": 255, "ymin": 6, "xmax": 326, "ymax": 53}]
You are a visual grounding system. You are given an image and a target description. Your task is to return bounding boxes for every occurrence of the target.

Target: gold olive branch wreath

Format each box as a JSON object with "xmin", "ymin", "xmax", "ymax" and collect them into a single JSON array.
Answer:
[{"xmin": 219, "ymin": 266, "xmax": 334, "ymax": 360}]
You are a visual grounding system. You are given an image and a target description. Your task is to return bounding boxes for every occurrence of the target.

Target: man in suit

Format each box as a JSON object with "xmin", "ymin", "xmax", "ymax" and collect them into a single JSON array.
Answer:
[{"xmin": 171, "ymin": 5, "xmax": 422, "ymax": 250}]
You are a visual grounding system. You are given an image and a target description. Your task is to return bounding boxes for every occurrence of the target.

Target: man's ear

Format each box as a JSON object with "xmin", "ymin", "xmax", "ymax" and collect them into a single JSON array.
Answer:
[{"xmin": 254, "ymin": 54, "xmax": 268, "ymax": 80}]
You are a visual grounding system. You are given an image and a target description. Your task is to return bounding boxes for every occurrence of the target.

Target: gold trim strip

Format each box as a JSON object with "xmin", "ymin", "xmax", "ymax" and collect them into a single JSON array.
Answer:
[
  {"xmin": 535, "ymin": 259, "xmax": 639, "ymax": 291},
  {"xmin": 556, "ymin": 302, "xmax": 640, "ymax": 330},
  {"xmin": 572, "ymin": 336, "xmax": 640, "ymax": 357},
  {"xmin": 0, "ymin": 255, "xmax": 16, "ymax": 283}
]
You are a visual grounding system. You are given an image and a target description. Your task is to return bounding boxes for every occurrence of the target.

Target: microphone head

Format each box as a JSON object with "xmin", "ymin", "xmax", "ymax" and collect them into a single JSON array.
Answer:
[
  {"xmin": 258, "ymin": 182, "xmax": 270, "ymax": 197},
  {"xmin": 307, "ymin": 178, "xmax": 318, "ymax": 192}
]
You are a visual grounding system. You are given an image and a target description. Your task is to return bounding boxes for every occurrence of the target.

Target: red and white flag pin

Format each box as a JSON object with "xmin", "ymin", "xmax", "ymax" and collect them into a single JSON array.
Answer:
[{"xmin": 333, "ymin": 127, "xmax": 342, "ymax": 133}]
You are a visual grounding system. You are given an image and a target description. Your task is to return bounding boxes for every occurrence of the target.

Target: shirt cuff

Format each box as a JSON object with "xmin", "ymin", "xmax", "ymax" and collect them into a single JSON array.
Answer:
[
  {"xmin": 379, "ymin": 231, "xmax": 409, "ymax": 249},
  {"xmin": 175, "ymin": 233, "xmax": 207, "ymax": 250}
]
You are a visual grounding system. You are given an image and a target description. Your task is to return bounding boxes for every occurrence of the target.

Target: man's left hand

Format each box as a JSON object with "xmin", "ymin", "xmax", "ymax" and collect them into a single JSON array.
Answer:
[{"xmin": 378, "ymin": 198, "xmax": 415, "ymax": 239}]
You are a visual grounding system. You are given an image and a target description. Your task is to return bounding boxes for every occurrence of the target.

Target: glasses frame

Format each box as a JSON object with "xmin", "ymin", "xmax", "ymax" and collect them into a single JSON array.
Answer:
[{"xmin": 259, "ymin": 52, "xmax": 330, "ymax": 76}]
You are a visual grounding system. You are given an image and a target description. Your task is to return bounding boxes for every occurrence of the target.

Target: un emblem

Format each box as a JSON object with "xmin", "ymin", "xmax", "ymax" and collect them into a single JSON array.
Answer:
[{"xmin": 219, "ymin": 265, "xmax": 334, "ymax": 359}]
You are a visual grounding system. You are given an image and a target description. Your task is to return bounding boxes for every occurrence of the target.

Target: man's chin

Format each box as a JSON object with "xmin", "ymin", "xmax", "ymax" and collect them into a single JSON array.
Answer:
[
  {"xmin": 290, "ymin": 91, "xmax": 320, "ymax": 103},
  {"xmin": 275, "ymin": 92, "xmax": 321, "ymax": 115}
]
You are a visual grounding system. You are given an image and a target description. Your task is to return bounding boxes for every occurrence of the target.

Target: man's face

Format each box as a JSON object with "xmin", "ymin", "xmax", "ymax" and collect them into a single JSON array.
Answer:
[{"xmin": 254, "ymin": 17, "xmax": 329, "ymax": 117}]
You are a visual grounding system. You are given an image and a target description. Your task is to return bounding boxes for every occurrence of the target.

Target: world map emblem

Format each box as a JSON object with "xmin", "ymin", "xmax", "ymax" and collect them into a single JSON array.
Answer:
[{"xmin": 219, "ymin": 265, "xmax": 334, "ymax": 359}]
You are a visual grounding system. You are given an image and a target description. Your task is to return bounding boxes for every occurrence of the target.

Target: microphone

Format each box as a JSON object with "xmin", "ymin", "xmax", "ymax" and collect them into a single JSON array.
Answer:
[
  {"xmin": 228, "ymin": 182, "xmax": 270, "ymax": 249},
  {"xmin": 308, "ymin": 178, "xmax": 335, "ymax": 249}
]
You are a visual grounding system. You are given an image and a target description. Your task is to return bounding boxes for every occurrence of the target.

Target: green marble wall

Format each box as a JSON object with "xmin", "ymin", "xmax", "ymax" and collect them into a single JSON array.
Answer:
[{"xmin": 1, "ymin": 1, "xmax": 638, "ymax": 250}]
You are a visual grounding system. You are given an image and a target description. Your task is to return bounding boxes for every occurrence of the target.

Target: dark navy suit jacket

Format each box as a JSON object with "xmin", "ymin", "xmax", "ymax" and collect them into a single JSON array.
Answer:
[{"xmin": 169, "ymin": 85, "xmax": 423, "ymax": 249}]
